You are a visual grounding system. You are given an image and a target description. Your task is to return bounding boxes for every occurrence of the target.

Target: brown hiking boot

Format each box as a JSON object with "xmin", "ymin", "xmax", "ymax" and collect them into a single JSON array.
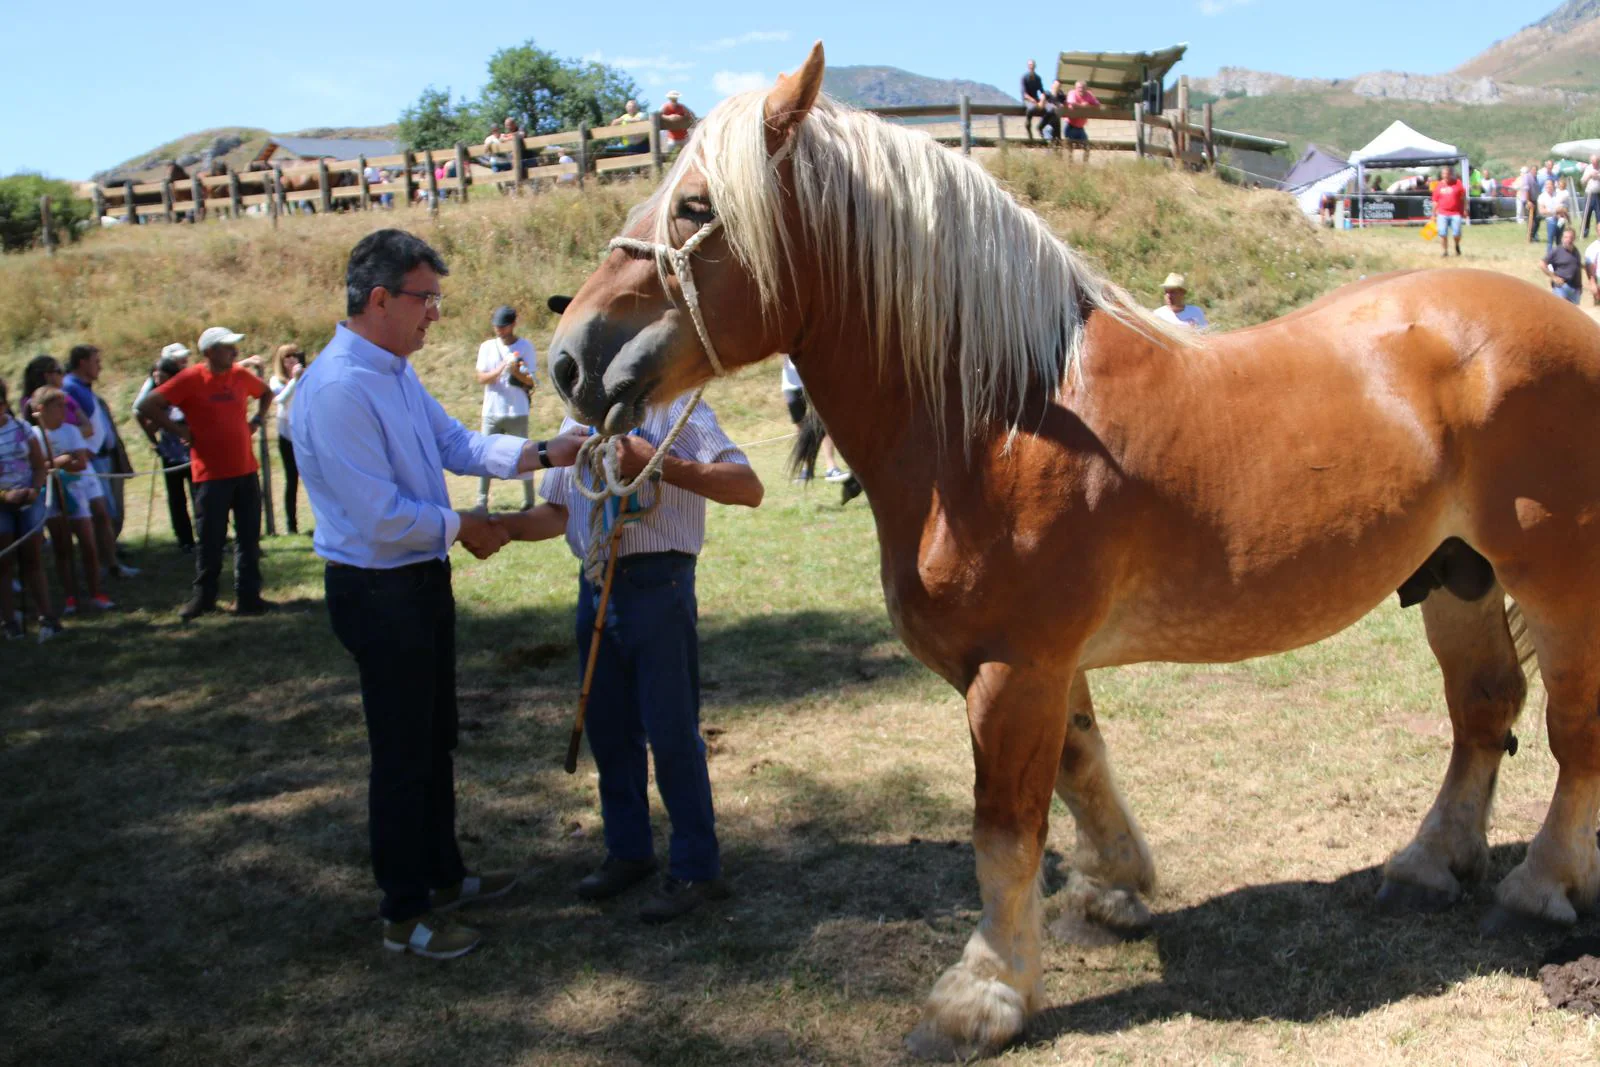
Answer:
[
  {"xmin": 381, "ymin": 912, "xmax": 481, "ymax": 960},
  {"xmin": 431, "ymin": 871, "xmax": 518, "ymax": 912},
  {"xmin": 638, "ymin": 876, "xmax": 731, "ymax": 924},
  {"xmin": 575, "ymin": 856, "xmax": 658, "ymax": 901}
]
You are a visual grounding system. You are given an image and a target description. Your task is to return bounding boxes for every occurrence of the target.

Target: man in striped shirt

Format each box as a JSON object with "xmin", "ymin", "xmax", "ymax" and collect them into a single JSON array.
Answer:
[{"xmin": 501, "ymin": 394, "xmax": 763, "ymax": 921}]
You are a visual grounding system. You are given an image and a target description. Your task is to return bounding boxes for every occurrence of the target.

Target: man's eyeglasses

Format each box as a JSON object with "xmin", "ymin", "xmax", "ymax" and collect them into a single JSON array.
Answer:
[{"xmin": 392, "ymin": 289, "xmax": 444, "ymax": 311}]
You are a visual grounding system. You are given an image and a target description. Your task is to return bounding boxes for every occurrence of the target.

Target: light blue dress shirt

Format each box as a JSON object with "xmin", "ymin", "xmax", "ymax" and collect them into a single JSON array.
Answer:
[{"xmin": 295, "ymin": 323, "xmax": 527, "ymax": 568}]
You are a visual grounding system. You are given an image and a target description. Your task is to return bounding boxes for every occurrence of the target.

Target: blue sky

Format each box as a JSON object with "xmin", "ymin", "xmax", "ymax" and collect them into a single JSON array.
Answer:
[{"xmin": 1, "ymin": 0, "xmax": 1548, "ymax": 179}]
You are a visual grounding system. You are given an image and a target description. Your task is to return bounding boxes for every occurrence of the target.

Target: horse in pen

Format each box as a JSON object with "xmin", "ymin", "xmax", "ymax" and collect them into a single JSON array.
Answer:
[{"xmin": 547, "ymin": 42, "xmax": 1600, "ymax": 1060}]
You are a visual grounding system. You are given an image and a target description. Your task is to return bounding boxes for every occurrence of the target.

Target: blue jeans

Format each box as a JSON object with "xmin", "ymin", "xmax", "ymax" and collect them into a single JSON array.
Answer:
[
  {"xmin": 1554, "ymin": 283, "xmax": 1582, "ymax": 305},
  {"xmin": 577, "ymin": 552, "xmax": 719, "ymax": 882},
  {"xmin": 1548, "ymin": 218, "xmax": 1563, "ymax": 253}
]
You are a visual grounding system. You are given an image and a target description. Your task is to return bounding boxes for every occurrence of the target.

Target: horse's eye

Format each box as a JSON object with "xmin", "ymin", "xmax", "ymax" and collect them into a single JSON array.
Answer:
[{"xmin": 678, "ymin": 196, "xmax": 715, "ymax": 222}]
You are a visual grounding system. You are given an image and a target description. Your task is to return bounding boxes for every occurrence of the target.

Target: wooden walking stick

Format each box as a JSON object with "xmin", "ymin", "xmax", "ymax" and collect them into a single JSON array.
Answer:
[
  {"xmin": 142, "ymin": 455, "xmax": 159, "ymax": 549},
  {"xmin": 565, "ymin": 515, "xmax": 628, "ymax": 774}
]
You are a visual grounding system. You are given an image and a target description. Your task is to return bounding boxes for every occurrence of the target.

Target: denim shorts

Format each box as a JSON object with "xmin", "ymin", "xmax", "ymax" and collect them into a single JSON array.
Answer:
[
  {"xmin": 0, "ymin": 498, "xmax": 47, "ymax": 540},
  {"xmin": 1435, "ymin": 214, "xmax": 1462, "ymax": 237},
  {"xmin": 1063, "ymin": 125, "xmax": 1088, "ymax": 142}
]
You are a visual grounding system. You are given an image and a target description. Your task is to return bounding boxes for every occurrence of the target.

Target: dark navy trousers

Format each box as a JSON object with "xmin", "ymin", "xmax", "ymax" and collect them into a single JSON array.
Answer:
[{"xmin": 576, "ymin": 552, "xmax": 719, "ymax": 883}]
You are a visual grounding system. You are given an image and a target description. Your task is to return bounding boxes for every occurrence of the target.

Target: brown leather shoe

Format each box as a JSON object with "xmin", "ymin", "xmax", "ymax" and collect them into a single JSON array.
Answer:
[
  {"xmin": 575, "ymin": 856, "xmax": 658, "ymax": 901},
  {"xmin": 638, "ymin": 876, "xmax": 731, "ymax": 924}
]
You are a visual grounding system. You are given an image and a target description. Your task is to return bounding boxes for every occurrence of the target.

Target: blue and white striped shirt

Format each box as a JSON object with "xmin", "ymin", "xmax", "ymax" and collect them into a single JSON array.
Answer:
[
  {"xmin": 540, "ymin": 396, "xmax": 746, "ymax": 561},
  {"xmin": 295, "ymin": 323, "xmax": 527, "ymax": 568}
]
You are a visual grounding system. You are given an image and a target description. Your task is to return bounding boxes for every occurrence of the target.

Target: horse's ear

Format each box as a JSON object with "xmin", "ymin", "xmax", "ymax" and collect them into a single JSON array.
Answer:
[{"xmin": 764, "ymin": 41, "xmax": 825, "ymax": 156}]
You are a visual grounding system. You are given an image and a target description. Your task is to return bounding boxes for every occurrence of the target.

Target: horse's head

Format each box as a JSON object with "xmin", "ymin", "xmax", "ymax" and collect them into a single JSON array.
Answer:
[{"xmin": 548, "ymin": 42, "xmax": 826, "ymax": 433}]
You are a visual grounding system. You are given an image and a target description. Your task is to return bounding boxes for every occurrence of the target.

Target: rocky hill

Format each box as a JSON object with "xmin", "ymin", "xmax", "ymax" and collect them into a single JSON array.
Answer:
[
  {"xmin": 1456, "ymin": 0, "xmax": 1600, "ymax": 91},
  {"xmin": 95, "ymin": 125, "xmax": 398, "ymax": 185},
  {"xmin": 822, "ymin": 66, "xmax": 1013, "ymax": 108},
  {"xmin": 1197, "ymin": 67, "xmax": 1583, "ymax": 107}
]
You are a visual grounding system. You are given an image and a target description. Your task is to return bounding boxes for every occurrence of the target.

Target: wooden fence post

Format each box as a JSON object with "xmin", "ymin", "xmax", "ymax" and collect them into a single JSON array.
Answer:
[
  {"xmin": 317, "ymin": 159, "xmax": 332, "ymax": 214},
  {"xmin": 455, "ymin": 142, "xmax": 470, "ymax": 203},
  {"xmin": 511, "ymin": 134, "xmax": 526, "ymax": 195},
  {"xmin": 273, "ymin": 167, "xmax": 286, "ymax": 217},
  {"xmin": 91, "ymin": 185, "xmax": 105, "ymax": 224},
  {"xmin": 161, "ymin": 179, "xmax": 174, "ymax": 224},
  {"xmin": 39, "ymin": 196, "xmax": 55, "ymax": 255},
  {"xmin": 959, "ymin": 94, "xmax": 971, "ymax": 156},
  {"xmin": 403, "ymin": 150, "xmax": 417, "ymax": 209},
  {"xmin": 191, "ymin": 174, "xmax": 205, "ymax": 222},
  {"xmin": 649, "ymin": 111, "xmax": 665, "ymax": 179},
  {"xmin": 358, "ymin": 154, "xmax": 371, "ymax": 210},
  {"xmin": 576, "ymin": 126, "xmax": 589, "ymax": 189},
  {"xmin": 425, "ymin": 151, "xmax": 439, "ymax": 216},
  {"xmin": 1133, "ymin": 103, "xmax": 1146, "ymax": 160},
  {"xmin": 228, "ymin": 170, "xmax": 243, "ymax": 218},
  {"xmin": 258, "ymin": 421, "xmax": 276, "ymax": 537},
  {"xmin": 1203, "ymin": 102, "xmax": 1215, "ymax": 169},
  {"xmin": 124, "ymin": 181, "xmax": 137, "ymax": 225},
  {"xmin": 267, "ymin": 171, "xmax": 279, "ymax": 229},
  {"xmin": 996, "ymin": 114, "xmax": 1007, "ymax": 149},
  {"xmin": 1177, "ymin": 76, "xmax": 1190, "ymax": 163}
]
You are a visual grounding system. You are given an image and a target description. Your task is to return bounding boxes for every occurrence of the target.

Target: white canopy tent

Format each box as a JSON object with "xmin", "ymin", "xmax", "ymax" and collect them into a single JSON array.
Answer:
[{"xmin": 1348, "ymin": 120, "xmax": 1468, "ymax": 226}]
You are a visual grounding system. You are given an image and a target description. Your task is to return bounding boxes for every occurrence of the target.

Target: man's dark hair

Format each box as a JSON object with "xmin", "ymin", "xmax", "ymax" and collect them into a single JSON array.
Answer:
[
  {"xmin": 156, "ymin": 356, "xmax": 185, "ymax": 379},
  {"xmin": 346, "ymin": 229, "xmax": 449, "ymax": 317},
  {"xmin": 66, "ymin": 345, "xmax": 98, "ymax": 371}
]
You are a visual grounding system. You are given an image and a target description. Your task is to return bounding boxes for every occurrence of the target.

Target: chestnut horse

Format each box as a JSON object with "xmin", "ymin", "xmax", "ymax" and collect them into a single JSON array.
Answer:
[{"xmin": 548, "ymin": 42, "xmax": 1600, "ymax": 1059}]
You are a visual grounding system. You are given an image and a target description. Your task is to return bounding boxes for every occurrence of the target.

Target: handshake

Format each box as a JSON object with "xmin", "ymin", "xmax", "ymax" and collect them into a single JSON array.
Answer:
[{"xmin": 456, "ymin": 510, "xmax": 514, "ymax": 560}]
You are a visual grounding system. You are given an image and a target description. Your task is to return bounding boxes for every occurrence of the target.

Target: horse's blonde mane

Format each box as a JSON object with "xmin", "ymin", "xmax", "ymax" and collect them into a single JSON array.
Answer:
[{"xmin": 640, "ymin": 90, "xmax": 1194, "ymax": 437}]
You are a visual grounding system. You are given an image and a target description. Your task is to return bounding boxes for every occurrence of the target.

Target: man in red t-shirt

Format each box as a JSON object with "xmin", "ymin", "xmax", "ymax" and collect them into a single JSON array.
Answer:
[
  {"xmin": 138, "ymin": 325, "xmax": 271, "ymax": 620},
  {"xmin": 1431, "ymin": 165, "xmax": 1467, "ymax": 257},
  {"xmin": 660, "ymin": 91, "xmax": 694, "ymax": 151}
]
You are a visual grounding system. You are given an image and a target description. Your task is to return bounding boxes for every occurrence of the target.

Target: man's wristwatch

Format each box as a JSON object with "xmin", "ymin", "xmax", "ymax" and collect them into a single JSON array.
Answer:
[{"xmin": 535, "ymin": 439, "xmax": 550, "ymax": 470}]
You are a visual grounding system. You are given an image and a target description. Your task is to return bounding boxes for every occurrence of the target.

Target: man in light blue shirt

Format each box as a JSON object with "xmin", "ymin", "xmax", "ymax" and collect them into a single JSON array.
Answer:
[{"xmin": 295, "ymin": 228, "xmax": 587, "ymax": 960}]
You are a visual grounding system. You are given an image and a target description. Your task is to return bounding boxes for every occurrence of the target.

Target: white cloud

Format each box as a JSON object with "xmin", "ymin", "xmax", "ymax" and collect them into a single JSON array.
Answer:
[
  {"xmin": 712, "ymin": 70, "xmax": 769, "ymax": 96},
  {"xmin": 583, "ymin": 50, "xmax": 695, "ymax": 74},
  {"xmin": 1198, "ymin": 0, "xmax": 1254, "ymax": 13},
  {"xmin": 700, "ymin": 30, "xmax": 791, "ymax": 52}
]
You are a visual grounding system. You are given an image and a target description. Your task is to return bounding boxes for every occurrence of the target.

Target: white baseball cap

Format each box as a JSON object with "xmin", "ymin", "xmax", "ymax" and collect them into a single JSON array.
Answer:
[
  {"xmin": 160, "ymin": 342, "xmax": 191, "ymax": 360},
  {"xmin": 198, "ymin": 326, "xmax": 244, "ymax": 352}
]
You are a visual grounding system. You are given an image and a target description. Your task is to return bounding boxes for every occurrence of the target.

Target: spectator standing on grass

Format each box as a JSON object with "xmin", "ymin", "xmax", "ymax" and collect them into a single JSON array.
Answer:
[
  {"xmin": 1540, "ymin": 179, "xmax": 1570, "ymax": 254},
  {"xmin": 1581, "ymin": 155, "xmax": 1600, "ymax": 240},
  {"xmin": 134, "ymin": 346, "xmax": 197, "ymax": 554},
  {"xmin": 1153, "ymin": 273, "xmax": 1210, "ymax": 329},
  {"xmin": 1523, "ymin": 166, "xmax": 1542, "ymax": 242},
  {"xmin": 138, "ymin": 326, "xmax": 271, "ymax": 621},
  {"xmin": 660, "ymin": 91, "xmax": 694, "ymax": 152},
  {"xmin": 0, "ymin": 379, "xmax": 61, "ymax": 642},
  {"xmin": 1020, "ymin": 59, "xmax": 1048, "ymax": 141},
  {"xmin": 64, "ymin": 345, "xmax": 138, "ymax": 579},
  {"xmin": 781, "ymin": 357, "xmax": 846, "ymax": 483},
  {"xmin": 1545, "ymin": 226, "xmax": 1584, "ymax": 305},
  {"xmin": 269, "ymin": 344, "xmax": 309, "ymax": 535},
  {"xmin": 497, "ymin": 394, "xmax": 764, "ymax": 924},
  {"xmin": 30, "ymin": 387, "xmax": 111, "ymax": 613},
  {"xmin": 1431, "ymin": 165, "xmax": 1466, "ymax": 257},
  {"xmin": 556, "ymin": 150, "xmax": 577, "ymax": 184},
  {"xmin": 1583, "ymin": 233, "xmax": 1600, "ymax": 306},
  {"xmin": 1063, "ymin": 80, "xmax": 1101, "ymax": 162},
  {"xmin": 294, "ymin": 229, "xmax": 590, "ymax": 960},
  {"xmin": 475, "ymin": 305, "xmax": 538, "ymax": 510}
]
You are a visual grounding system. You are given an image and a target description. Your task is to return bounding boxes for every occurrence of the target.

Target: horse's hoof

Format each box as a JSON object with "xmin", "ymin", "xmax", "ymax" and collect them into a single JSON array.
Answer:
[
  {"xmin": 1375, "ymin": 878, "xmax": 1459, "ymax": 915},
  {"xmin": 1050, "ymin": 872, "xmax": 1152, "ymax": 945},
  {"xmin": 1047, "ymin": 912, "xmax": 1131, "ymax": 947},
  {"xmin": 1480, "ymin": 904, "xmax": 1572, "ymax": 939}
]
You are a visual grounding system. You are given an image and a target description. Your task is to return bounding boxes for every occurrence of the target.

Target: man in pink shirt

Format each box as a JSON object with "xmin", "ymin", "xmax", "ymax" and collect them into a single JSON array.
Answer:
[{"xmin": 1062, "ymin": 80, "xmax": 1101, "ymax": 162}]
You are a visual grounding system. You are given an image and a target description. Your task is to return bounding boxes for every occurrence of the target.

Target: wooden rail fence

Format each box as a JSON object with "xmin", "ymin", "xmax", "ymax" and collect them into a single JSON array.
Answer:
[{"xmin": 75, "ymin": 92, "xmax": 1286, "ymax": 227}]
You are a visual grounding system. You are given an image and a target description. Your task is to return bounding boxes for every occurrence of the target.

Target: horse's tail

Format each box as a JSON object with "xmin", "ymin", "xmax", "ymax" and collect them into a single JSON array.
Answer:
[{"xmin": 789, "ymin": 408, "xmax": 826, "ymax": 482}]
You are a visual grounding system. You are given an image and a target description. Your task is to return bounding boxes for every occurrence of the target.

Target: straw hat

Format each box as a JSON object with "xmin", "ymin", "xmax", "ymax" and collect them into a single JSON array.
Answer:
[
  {"xmin": 665, "ymin": 90, "xmax": 682, "ymax": 101},
  {"xmin": 1161, "ymin": 273, "xmax": 1187, "ymax": 291}
]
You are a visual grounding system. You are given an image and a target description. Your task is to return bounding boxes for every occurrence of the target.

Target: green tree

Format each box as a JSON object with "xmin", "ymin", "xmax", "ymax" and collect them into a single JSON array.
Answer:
[
  {"xmin": 396, "ymin": 86, "xmax": 483, "ymax": 152},
  {"xmin": 0, "ymin": 174, "xmax": 91, "ymax": 253},
  {"xmin": 478, "ymin": 42, "xmax": 643, "ymax": 135}
]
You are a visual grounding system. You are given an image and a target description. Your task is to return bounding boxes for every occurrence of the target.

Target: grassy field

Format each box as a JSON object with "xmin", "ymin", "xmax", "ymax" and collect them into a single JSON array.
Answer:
[{"xmin": 4, "ymin": 160, "xmax": 1598, "ymax": 1065}]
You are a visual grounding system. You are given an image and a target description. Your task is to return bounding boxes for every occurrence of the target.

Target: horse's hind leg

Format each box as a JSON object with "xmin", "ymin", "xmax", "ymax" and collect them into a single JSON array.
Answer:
[
  {"xmin": 1379, "ymin": 585, "xmax": 1527, "ymax": 911},
  {"xmin": 1048, "ymin": 670, "xmax": 1155, "ymax": 943},
  {"xmin": 1487, "ymin": 610, "xmax": 1600, "ymax": 930},
  {"xmin": 906, "ymin": 661, "xmax": 1070, "ymax": 1061}
]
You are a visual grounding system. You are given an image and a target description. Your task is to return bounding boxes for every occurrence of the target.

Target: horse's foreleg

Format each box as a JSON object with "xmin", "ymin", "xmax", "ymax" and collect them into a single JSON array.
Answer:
[
  {"xmin": 1380, "ymin": 587, "xmax": 1526, "ymax": 911},
  {"xmin": 906, "ymin": 660, "xmax": 1069, "ymax": 1061},
  {"xmin": 1488, "ymin": 614, "xmax": 1600, "ymax": 931},
  {"xmin": 1048, "ymin": 670, "xmax": 1155, "ymax": 944}
]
